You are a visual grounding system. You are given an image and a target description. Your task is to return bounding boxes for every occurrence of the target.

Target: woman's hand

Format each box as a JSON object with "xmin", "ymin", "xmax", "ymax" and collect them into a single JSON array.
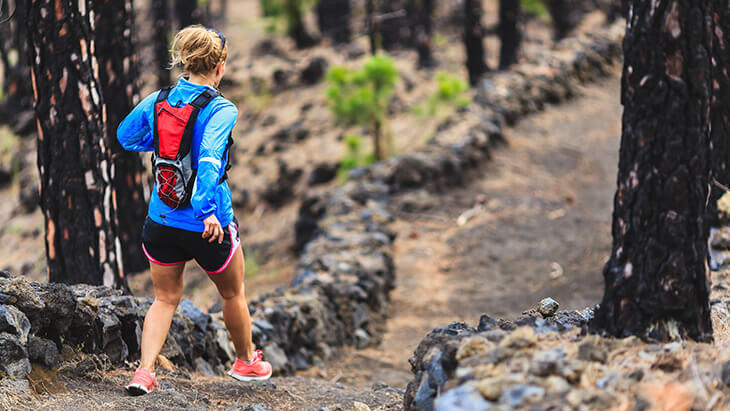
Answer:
[{"xmin": 202, "ymin": 214, "xmax": 225, "ymax": 244}]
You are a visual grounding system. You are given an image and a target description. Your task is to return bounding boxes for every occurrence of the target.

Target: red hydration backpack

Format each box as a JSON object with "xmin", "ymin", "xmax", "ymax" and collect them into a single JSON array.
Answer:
[{"xmin": 152, "ymin": 87, "xmax": 232, "ymax": 209}]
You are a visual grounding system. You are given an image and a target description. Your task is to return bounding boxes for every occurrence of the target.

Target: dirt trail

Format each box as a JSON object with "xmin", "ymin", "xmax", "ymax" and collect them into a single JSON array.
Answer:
[{"xmin": 305, "ymin": 71, "xmax": 623, "ymax": 390}]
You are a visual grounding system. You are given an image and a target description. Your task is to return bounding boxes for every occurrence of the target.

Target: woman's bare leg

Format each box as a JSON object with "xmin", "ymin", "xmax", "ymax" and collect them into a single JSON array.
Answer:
[
  {"xmin": 207, "ymin": 247, "xmax": 254, "ymax": 361},
  {"xmin": 139, "ymin": 262, "xmax": 185, "ymax": 372}
]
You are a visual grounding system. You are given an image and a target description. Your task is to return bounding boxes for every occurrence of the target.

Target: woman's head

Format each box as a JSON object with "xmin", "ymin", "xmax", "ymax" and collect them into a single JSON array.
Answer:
[{"xmin": 171, "ymin": 25, "xmax": 228, "ymax": 85}]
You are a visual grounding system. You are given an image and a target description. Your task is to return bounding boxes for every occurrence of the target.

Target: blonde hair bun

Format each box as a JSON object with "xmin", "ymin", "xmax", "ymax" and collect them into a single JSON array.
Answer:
[{"xmin": 171, "ymin": 25, "xmax": 228, "ymax": 75}]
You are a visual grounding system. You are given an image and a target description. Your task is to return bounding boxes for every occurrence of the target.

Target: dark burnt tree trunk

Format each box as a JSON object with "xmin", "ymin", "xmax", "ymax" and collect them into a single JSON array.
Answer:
[
  {"xmin": 413, "ymin": 0, "xmax": 435, "ymax": 69},
  {"xmin": 464, "ymin": 0, "xmax": 488, "ymax": 86},
  {"xmin": 607, "ymin": 0, "xmax": 629, "ymax": 22},
  {"xmin": 366, "ymin": 0, "xmax": 378, "ymax": 55},
  {"xmin": 175, "ymin": 0, "xmax": 204, "ymax": 28},
  {"xmin": 285, "ymin": 0, "xmax": 316, "ymax": 49},
  {"xmin": 27, "ymin": 0, "xmax": 128, "ymax": 290},
  {"xmin": 498, "ymin": 0, "xmax": 521, "ymax": 70},
  {"xmin": 378, "ymin": 0, "xmax": 408, "ymax": 51},
  {"xmin": 709, "ymin": 1, "xmax": 730, "ymax": 223},
  {"xmin": 94, "ymin": 0, "xmax": 149, "ymax": 274},
  {"xmin": 316, "ymin": 0, "xmax": 351, "ymax": 44},
  {"xmin": 151, "ymin": 0, "xmax": 171, "ymax": 88},
  {"xmin": 0, "ymin": 0, "xmax": 33, "ymax": 132},
  {"xmin": 545, "ymin": 0, "xmax": 573, "ymax": 40},
  {"xmin": 590, "ymin": 0, "xmax": 713, "ymax": 342}
]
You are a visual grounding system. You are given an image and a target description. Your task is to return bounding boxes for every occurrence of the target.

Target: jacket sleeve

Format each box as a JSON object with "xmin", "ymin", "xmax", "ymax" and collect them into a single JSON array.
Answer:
[
  {"xmin": 191, "ymin": 102, "xmax": 238, "ymax": 221},
  {"xmin": 116, "ymin": 91, "xmax": 159, "ymax": 152}
]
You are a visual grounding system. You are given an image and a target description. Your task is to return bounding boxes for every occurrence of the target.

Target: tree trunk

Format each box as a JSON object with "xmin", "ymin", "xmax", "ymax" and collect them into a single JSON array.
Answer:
[
  {"xmin": 366, "ymin": 0, "xmax": 378, "ymax": 55},
  {"xmin": 94, "ymin": 0, "xmax": 149, "ymax": 275},
  {"xmin": 464, "ymin": 0, "xmax": 488, "ymax": 86},
  {"xmin": 0, "ymin": 0, "xmax": 33, "ymax": 130},
  {"xmin": 590, "ymin": 0, "xmax": 713, "ymax": 342},
  {"xmin": 285, "ymin": 0, "xmax": 316, "ymax": 49},
  {"xmin": 175, "ymin": 0, "xmax": 200, "ymax": 28},
  {"xmin": 151, "ymin": 0, "xmax": 171, "ymax": 88},
  {"xmin": 607, "ymin": 0, "xmax": 628, "ymax": 22},
  {"xmin": 316, "ymin": 0, "xmax": 351, "ymax": 43},
  {"xmin": 545, "ymin": 0, "xmax": 573, "ymax": 41},
  {"xmin": 378, "ymin": 0, "xmax": 408, "ymax": 51},
  {"xmin": 27, "ymin": 0, "xmax": 128, "ymax": 290},
  {"xmin": 498, "ymin": 0, "xmax": 521, "ymax": 70},
  {"xmin": 373, "ymin": 117, "xmax": 383, "ymax": 161},
  {"xmin": 414, "ymin": 0, "xmax": 435, "ymax": 69},
  {"xmin": 709, "ymin": 1, "xmax": 730, "ymax": 223}
]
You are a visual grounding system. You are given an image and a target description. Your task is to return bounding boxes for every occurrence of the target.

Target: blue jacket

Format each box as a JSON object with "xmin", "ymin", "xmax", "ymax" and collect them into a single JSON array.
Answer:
[{"xmin": 117, "ymin": 78, "xmax": 237, "ymax": 232}]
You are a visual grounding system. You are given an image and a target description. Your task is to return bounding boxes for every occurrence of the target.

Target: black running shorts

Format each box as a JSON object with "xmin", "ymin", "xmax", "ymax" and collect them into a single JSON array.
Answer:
[{"xmin": 141, "ymin": 217, "xmax": 242, "ymax": 274}]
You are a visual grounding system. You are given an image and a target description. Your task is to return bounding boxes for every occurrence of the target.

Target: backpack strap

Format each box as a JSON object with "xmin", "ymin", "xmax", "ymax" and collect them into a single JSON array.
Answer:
[
  {"xmin": 217, "ymin": 134, "xmax": 234, "ymax": 184},
  {"xmin": 190, "ymin": 89, "xmax": 219, "ymax": 109},
  {"xmin": 153, "ymin": 86, "xmax": 174, "ymax": 157}
]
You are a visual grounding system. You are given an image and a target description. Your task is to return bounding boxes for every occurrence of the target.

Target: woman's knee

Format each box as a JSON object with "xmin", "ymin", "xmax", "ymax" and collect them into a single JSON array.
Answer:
[
  {"xmin": 155, "ymin": 289, "xmax": 183, "ymax": 306},
  {"xmin": 219, "ymin": 283, "xmax": 244, "ymax": 301}
]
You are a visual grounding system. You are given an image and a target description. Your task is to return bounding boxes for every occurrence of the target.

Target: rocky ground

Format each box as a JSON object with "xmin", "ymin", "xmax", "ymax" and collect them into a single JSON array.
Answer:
[{"xmin": 403, "ymin": 241, "xmax": 730, "ymax": 410}]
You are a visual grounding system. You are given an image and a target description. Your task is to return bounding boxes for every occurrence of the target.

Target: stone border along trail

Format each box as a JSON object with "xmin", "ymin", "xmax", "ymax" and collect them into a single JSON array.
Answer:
[{"xmin": 402, "ymin": 227, "xmax": 730, "ymax": 410}]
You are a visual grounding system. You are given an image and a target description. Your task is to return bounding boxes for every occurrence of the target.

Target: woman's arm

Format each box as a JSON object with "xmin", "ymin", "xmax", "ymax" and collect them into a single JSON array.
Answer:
[
  {"xmin": 117, "ymin": 91, "xmax": 159, "ymax": 152},
  {"xmin": 191, "ymin": 102, "xmax": 238, "ymax": 222}
]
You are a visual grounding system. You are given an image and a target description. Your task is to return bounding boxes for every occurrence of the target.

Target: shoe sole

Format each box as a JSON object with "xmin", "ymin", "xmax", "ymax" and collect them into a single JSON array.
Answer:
[
  {"xmin": 126, "ymin": 383, "xmax": 151, "ymax": 396},
  {"xmin": 227, "ymin": 369, "xmax": 273, "ymax": 382}
]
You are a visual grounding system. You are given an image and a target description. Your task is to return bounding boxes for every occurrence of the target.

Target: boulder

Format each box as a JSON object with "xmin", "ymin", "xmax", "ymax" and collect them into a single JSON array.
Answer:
[
  {"xmin": 0, "ymin": 332, "xmax": 31, "ymax": 378},
  {"xmin": 0, "ymin": 304, "xmax": 30, "ymax": 344},
  {"xmin": 27, "ymin": 335, "xmax": 62, "ymax": 368},
  {"xmin": 301, "ymin": 57, "xmax": 328, "ymax": 85},
  {"xmin": 261, "ymin": 160, "xmax": 303, "ymax": 208},
  {"xmin": 308, "ymin": 163, "xmax": 339, "ymax": 186}
]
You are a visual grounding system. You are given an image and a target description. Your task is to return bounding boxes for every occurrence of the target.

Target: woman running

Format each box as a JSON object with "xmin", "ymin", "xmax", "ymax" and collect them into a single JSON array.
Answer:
[{"xmin": 117, "ymin": 25, "xmax": 271, "ymax": 395}]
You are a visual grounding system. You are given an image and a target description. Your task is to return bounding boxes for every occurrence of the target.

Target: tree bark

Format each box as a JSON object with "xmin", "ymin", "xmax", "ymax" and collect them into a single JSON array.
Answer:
[
  {"xmin": 175, "ymin": 0, "xmax": 201, "ymax": 28},
  {"xmin": 151, "ymin": 0, "xmax": 171, "ymax": 88},
  {"xmin": 285, "ymin": 0, "xmax": 316, "ymax": 49},
  {"xmin": 366, "ymin": 0, "xmax": 378, "ymax": 55},
  {"xmin": 709, "ymin": 1, "xmax": 730, "ymax": 223},
  {"xmin": 94, "ymin": 0, "xmax": 149, "ymax": 275},
  {"xmin": 545, "ymin": 0, "xmax": 573, "ymax": 40},
  {"xmin": 590, "ymin": 0, "xmax": 713, "ymax": 342},
  {"xmin": 316, "ymin": 0, "xmax": 351, "ymax": 44},
  {"xmin": 0, "ymin": 0, "xmax": 33, "ymax": 129},
  {"xmin": 27, "ymin": 0, "xmax": 128, "ymax": 290},
  {"xmin": 413, "ymin": 0, "xmax": 435, "ymax": 69},
  {"xmin": 464, "ymin": 0, "xmax": 488, "ymax": 86},
  {"xmin": 378, "ymin": 0, "xmax": 408, "ymax": 51},
  {"xmin": 498, "ymin": 0, "xmax": 522, "ymax": 70}
]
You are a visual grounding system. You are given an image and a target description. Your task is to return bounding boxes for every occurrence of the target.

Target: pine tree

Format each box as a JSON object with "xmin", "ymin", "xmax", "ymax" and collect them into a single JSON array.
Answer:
[
  {"xmin": 590, "ymin": 0, "xmax": 713, "ymax": 342},
  {"xmin": 413, "ymin": 0, "xmax": 435, "ymax": 69},
  {"xmin": 0, "ymin": 0, "xmax": 33, "ymax": 130},
  {"xmin": 27, "ymin": 0, "xmax": 127, "ymax": 290},
  {"xmin": 709, "ymin": 1, "xmax": 730, "ymax": 221},
  {"xmin": 94, "ymin": 0, "xmax": 149, "ymax": 274},
  {"xmin": 498, "ymin": 0, "xmax": 521, "ymax": 69},
  {"xmin": 151, "ymin": 0, "xmax": 171, "ymax": 88},
  {"xmin": 316, "ymin": 0, "xmax": 351, "ymax": 43},
  {"xmin": 464, "ymin": 0, "xmax": 488, "ymax": 86}
]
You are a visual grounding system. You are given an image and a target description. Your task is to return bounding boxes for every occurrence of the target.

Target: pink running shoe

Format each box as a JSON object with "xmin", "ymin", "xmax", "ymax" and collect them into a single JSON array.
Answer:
[
  {"xmin": 126, "ymin": 368, "xmax": 158, "ymax": 396},
  {"xmin": 228, "ymin": 350, "xmax": 273, "ymax": 381}
]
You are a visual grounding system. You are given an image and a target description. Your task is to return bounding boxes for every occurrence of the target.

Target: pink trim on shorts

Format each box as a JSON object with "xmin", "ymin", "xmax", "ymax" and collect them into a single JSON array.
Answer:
[
  {"xmin": 142, "ymin": 243, "xmax": 188, "ymax": 266},
  {"xmin": 205, "ymin": 223, "xmax": 241, "ymax": 275}
]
